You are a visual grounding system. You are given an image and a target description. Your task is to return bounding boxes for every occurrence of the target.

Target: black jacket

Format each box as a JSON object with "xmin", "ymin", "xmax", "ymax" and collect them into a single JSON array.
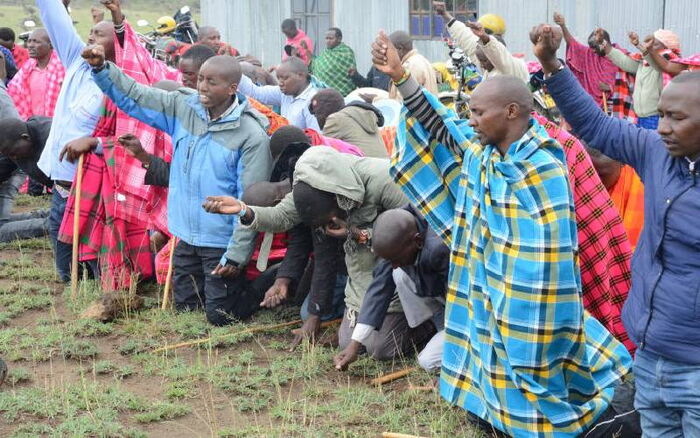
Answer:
[
  {"xmin": 350, "ymin": 66, "xmax": 391, "ymax": 92},
  {"xmin": 0, "ymin": 116, "xmax": 52, "ymax": 187},
  {"xmin": 357, "ymin": 204, "xmax": 449, "ymax": 329}
]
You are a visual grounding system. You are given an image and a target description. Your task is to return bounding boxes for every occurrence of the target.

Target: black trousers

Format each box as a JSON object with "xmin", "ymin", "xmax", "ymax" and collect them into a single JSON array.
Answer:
[
  {"xmin": 468, "ymin": 379, "xmax": 641, "ymax": 438},
  {"xmin": 172, "ymin": 240, "xmax": 277, "ymax": 326}
]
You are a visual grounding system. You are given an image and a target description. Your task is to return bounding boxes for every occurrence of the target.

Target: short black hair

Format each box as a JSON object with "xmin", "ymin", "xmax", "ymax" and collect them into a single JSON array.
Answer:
[
  {"xmin": 310, "ymin": 88, "xmax": 345, "ymax": 130},
  {"xmin": 281, "ymin": 19, "xmax": 297, "ymax": 30},
  {"xmin": 181, "ymin": 44, "xmax": 216, "ymax": 67},
  {"xmin": 328, "ymin": 27, "xmax": 342, "ymax": 39},
  {"xmin": 269, "ymin": 125, "xmax": 310, "ymax": 159},
  {"xmin": 293, "ymin": 181, "xmax": 339, "ymax": 227},
  {"xmin": 0, "ymin": 27, "xmax": 15, "ymax": 41}
]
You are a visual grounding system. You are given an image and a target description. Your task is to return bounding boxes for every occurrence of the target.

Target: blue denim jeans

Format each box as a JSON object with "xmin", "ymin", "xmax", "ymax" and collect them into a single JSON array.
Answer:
[
  {"xmin": 300, "ymin": 274, "xmax": 347, "ymax": 322},
  {"xmin": 634, "ymin": 349, "xmax": 700, "ymax": 438},
  {"xmin": 48, "ymin": 189, "xmax": 73, "ymax": 282},
  {"xmin": 637, "ymin": 115, "xmax": 660, "ymax": 130}
]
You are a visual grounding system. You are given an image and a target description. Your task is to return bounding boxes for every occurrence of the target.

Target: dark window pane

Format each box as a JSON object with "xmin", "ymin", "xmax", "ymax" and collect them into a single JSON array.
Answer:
[
  {"xmin": 433, "ymin": 15, "xmax": 445, "ymax": 37},
  {"xmin": 410, "ymin": 15, "xmax": 420, "ymax": 35},
  {"xmin": 422, "ymin": 15, "xmax": 431, "ymax": 36}
]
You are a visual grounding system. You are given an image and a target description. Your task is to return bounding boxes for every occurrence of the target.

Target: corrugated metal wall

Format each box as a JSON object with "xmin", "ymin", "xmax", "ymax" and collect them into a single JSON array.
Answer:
[
  {"xmin": 202, "ymin": 0, "xmax": 291, "ymax": 67},
  {"xmin": 202, "ymin": 0, "xmax": 700, "ymax": 68}
]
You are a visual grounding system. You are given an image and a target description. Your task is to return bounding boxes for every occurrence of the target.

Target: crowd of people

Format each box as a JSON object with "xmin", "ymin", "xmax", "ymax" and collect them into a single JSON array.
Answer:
[{"xmin": 0, "ymin": 0, "xmax": 698, "ymax": 436}]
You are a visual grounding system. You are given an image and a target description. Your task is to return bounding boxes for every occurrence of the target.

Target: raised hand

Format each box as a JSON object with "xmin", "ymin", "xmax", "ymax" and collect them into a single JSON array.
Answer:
[
  {"xmin": 530, "ymin": 24, "xmax": 563, "ymax": 72},
  {"xmin": 81, "ymin": 44, "xmax": 106, "ymax": 68},
  {"xmin": 466, "ymin": 21, "xmax": 489, "ymax": 43},
  {"xmin": 553, "ymin": 12, "xmax": 565, "ymax": 27},
  {"xmin": 99, "ymin": 0, "xmax": 120, "ymax": 12},
  {"xmin": 202, "ymin": 196, "xmax": 243, "ymax": 215},
  {"xmin": 433, "ymin": 1, "xmax": 448, "ymax": 18},
  {"xmin": 371, "ymin": 30, "xmax": 405, "ymax": 82}
]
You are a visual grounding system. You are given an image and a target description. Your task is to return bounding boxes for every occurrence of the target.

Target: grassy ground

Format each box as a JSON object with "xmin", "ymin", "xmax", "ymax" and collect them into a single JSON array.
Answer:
[
  {"xmin": 0, "ymin": 0, "xmax": 201, "ymax": 40},
  {"xmin": 0, "ymin": 194, "xmax": 487, "ymax": 437}
]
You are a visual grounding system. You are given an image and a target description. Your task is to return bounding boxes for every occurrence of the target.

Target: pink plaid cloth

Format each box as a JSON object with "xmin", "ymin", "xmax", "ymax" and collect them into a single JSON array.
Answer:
[
  {"xmin": 8, "ymin": 51, "xmax": 65, "ymax": 120},
  {"xmin": 107, "ymin": 20, "xmax": 181, "ymax": 235}
]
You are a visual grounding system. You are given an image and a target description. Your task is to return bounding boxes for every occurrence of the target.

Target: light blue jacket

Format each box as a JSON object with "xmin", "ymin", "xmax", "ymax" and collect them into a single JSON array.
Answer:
[{"xmin": 93, "ymin": 62, "xmax": 271, "ymax": 266}]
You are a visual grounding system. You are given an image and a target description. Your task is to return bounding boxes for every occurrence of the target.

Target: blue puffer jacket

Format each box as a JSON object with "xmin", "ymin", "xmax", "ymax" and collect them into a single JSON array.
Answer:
[
  {"xmin": 548, "ymin": 68, "xmax": 700, "ymax": 364},
  {"xmin": 93, "ymin": 62, "xmax": 271, "ymax": 266}
]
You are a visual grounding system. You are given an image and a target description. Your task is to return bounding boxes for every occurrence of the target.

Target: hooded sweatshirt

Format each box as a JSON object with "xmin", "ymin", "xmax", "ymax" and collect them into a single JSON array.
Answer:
[
  {"xmin": 323, "ymin": 103, "xmax": 388, "ymax": 158},
  {"xmin": 246, "ymin": 147, "xmax": 408, "ymax": 311}
]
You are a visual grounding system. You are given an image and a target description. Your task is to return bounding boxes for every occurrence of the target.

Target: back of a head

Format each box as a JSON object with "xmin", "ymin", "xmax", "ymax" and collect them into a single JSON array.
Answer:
[
  {"xmin": 389, "ymin": 31, "xmax": 412, "ymax": 52},
  {"xmin": 270, "ymin": 125, "xmax": 310, "ymax": 159},
  {"xmin": 293, "ymin": 181, "xmax": 338, "ymax": 227},
  {"xmin": 311, "ymin": 89, "xmax": 345, "ymax": 129},
  {"xmin": 0, "ymin": 118, "xmax": 28, "ymax": 150},
  {"xmin": 201, "ymin": 55, "xmax": 242, "ymax": 85},
  {"xmin": 372, "ymin": 209, "xmax": 417, "ymax": 254},
  {"xmin": 182, "ymin": 44, "xmax": 216, "ymax": 68},
  {"xmin": 0, "ymin": 27, "xmax": 15, "ymax": 42},
  {"xmin": 670, "ymin": 70, "xmax": 700, "ymax": 87}
]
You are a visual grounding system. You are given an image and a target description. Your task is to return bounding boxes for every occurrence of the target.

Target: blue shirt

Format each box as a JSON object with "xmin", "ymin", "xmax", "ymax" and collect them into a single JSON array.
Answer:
[
  {"xmin": 238, "ymin": 74, "xmax": 320, "ymax": 130},
  {"xmin": 548, "ymin": 68, "xmax": 700, "ymax": 364},
  {"xmin": 36, "ymin": 0, "xmax": 103, "ymax": 182}
]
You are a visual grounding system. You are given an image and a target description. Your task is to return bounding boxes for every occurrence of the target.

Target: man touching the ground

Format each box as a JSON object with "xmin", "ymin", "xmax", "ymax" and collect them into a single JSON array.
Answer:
[{"xmin": 333, "ymin": 206, "xmax": 447, "ymax": 371}]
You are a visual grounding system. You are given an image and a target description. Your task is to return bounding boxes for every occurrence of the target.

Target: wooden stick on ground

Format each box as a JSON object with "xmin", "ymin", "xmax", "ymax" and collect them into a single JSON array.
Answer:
[
  {"xmin": 70, "ymin": 154, "xmax": 85, "ymax": 299},
  {"xmin": 370, "ymin": 366, "xmax": 417, "ymax": 386},
  {"xmin": 381, "ymin": 433, "xmax": 429, "ymax": 438},
  {"xmin": 152, "ymin": 317, "xmax": 343, "ymax": 354},
  {"xmin": 161, "ymin": 238, "xmax": 177, "ymax": 310},
  {"xmin": 602, "ymin": 91, "xmax": 609, "ymax": 114}
]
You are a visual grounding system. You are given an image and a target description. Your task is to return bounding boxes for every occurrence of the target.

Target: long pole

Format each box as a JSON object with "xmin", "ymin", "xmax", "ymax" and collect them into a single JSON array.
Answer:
[
  {"xmin": 161, "ymin": 237, "xmax": 177, "ymax": 310},
  {"xmin": 70, "ymin": 154, "xmax": 85, "ymax": 299}
]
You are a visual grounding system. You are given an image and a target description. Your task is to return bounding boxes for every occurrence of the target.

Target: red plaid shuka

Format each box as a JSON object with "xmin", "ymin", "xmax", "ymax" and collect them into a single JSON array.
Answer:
[
  {"xmin": 611, "ymin": 49, "xmax": 679, "ymax": 123},
  {"xmin": 535, "ymin": 114, "xmax": 635, "ymax": 353},
  {"xmin": 59, "ymin": 21, "xmax": 181, "ymax": 291},
  {"xmin": 8, "ymin": 50, "xmax": 65, "ymax": 120}
]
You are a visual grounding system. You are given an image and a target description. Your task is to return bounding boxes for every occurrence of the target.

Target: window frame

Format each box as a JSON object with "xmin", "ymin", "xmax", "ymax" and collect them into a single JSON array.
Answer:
[{"xmin": 409, "ymin": 0, "xmax": 478, "ymax": 40}]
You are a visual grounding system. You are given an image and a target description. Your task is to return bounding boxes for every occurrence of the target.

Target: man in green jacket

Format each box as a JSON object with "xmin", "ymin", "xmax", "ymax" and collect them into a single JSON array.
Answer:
[{"xmin": 204, "ymin": 147, "xmax": 434, "ymax": 359}]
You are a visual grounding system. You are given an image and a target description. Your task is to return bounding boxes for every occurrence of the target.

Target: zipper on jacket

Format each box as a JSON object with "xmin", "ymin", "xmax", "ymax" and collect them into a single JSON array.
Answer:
[{"xmin": 640, "ymin": 182, "xmax": 695, "ymax": 349}]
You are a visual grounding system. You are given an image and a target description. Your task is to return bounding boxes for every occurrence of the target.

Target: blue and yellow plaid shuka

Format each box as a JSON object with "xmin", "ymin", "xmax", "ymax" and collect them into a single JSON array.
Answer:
[{"xmin": 391, "ymin": 89, "xmax": 632, "ymax": 437}]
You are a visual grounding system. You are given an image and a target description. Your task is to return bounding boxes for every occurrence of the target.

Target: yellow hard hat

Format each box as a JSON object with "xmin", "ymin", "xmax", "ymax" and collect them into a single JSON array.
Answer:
[
  {"xmin": 478, "ymin": 13, "xmax": 506, "ymax": 35},
  {"xmin": 156, "ymin": 16, "xmax": 177, "ymax": 35}
]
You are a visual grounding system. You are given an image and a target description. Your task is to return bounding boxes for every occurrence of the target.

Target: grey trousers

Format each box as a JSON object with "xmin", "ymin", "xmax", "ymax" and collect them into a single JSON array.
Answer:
[
  {"xmin": 0, "ymin": 171, "xmax": 49, "ymax": 243},
  {"xmin": 338, "ymin": 308, "xmax": 435, "ymax": 361}
]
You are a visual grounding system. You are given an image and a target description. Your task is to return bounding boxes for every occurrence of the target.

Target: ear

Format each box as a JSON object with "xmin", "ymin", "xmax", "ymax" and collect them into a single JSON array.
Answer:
[
  {"xmin": 228, "ymin": 82, "xmax": 238, "ymax": 97},
  {"xmin": 505, "ymin": 102, "xmax": 520, "ymax": 120},
  {"xmin": 413, "ymin": 232, "xmax": 424, "ymax": 249}
]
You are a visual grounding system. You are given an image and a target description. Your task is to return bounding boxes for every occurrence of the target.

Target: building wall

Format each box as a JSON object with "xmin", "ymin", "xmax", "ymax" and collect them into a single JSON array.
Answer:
[{"xmin": 202, "ymin": 0, "xmax": 699, "ymax": 69}]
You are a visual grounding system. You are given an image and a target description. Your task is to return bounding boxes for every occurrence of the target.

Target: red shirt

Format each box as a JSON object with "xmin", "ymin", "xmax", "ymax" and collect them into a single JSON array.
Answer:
[{"xmin": 11, "ymin": 45, "xmax": 29, "ymax": 68}]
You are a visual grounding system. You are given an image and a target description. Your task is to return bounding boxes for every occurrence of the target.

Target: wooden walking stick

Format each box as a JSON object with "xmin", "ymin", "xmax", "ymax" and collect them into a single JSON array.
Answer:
[
  {"xmin": 370, "ymin": 366, "xmax": 417, "ymax": 386},
  {"xmin": 602, "ymin": 91, "xmax": 609, "ymax": 114},
  {"xmin": 161, "ymin": 238, "xmax": 177, "ymax": 310},
  {"xmin": 70, "ymin": 154, "xmax": 85, "ymax": 299}
]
